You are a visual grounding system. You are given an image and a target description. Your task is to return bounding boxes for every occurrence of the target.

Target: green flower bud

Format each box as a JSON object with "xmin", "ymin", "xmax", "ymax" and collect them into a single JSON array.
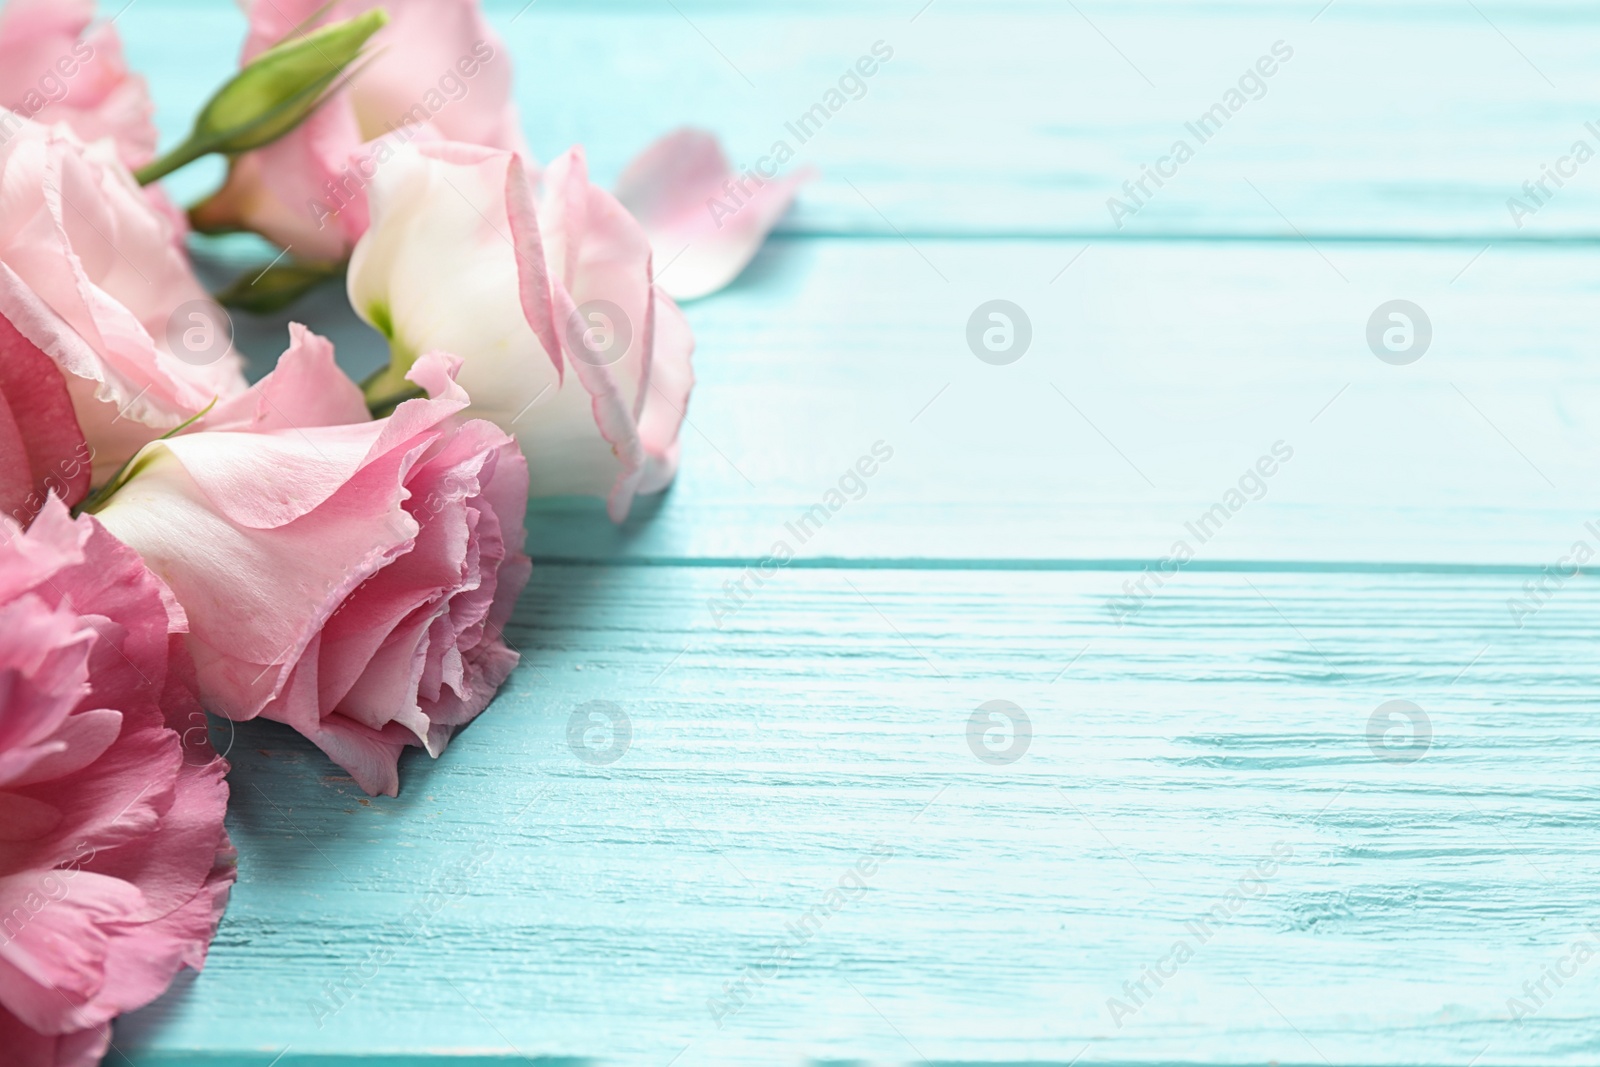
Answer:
[{"xmin": 135, "ymin": 9, "xmax": 388, "ymax": 185}]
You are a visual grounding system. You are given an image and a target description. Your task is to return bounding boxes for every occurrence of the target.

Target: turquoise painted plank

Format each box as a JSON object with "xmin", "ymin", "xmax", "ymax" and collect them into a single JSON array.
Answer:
[
  {"xmin": 208, "ymin": 238, "xmax": 1600, "ymax": 569},
  {"xmin": 115, "ymin": 566, "xmax": 1600, "ymax": 1065},
  {"xmin": 117, "ymin": 2, "xmax": 1600, "ymax": 239}
]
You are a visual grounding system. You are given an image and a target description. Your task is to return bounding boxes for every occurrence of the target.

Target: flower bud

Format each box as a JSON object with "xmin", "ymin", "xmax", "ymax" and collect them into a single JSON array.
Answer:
[{"xmin": 136, "ymin": 9, "xmax": 388, "ymax": 184}]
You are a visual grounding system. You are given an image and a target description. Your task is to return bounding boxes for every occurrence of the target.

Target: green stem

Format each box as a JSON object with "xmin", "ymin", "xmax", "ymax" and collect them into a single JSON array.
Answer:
[
  {"xmin": 134, "ymin": 138, "xmax": 213, "ymax": 186},
  {"xmin": 215, "ymin": 257, "xmax": 347, "ymax": 314}
]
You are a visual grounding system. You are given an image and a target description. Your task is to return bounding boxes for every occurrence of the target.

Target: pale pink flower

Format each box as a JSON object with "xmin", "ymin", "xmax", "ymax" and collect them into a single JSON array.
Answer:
[
  {"xmin": 96, "ymin": 327, "xmax": 531, "ymax": 797},
  {"xmin": 0, "ymin": 117, "xmax": 247, "ymax": 484},
  {"xmin": 0, "ymin": 0, "xmax": 157, "ymax": 169}
]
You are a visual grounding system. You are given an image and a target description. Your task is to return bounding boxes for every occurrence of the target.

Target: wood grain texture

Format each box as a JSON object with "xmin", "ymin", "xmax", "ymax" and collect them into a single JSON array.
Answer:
[
  {"xmin": 116, "ymin": 567, "xmax": 1600, "ymax": 1065},
  {"xmin": 90, "ymin": 1, "xmax": 1600, "ymax": 1064},
  {"xmin": 213, "ymin": 237, "xmax": 1600, "ymax": 568},
  {"xmin": 130, "ymin": 1, "xmax": 1600, "ymax": 239}
]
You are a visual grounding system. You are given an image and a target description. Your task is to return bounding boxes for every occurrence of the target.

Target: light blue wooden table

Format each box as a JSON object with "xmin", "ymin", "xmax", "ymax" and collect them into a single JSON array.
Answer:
[{"xmin": 113, "ymin": 1, "xmax": 1600, "ymax": 1063}]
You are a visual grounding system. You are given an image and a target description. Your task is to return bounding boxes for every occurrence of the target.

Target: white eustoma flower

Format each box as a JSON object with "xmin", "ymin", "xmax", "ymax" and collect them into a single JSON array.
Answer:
[{"xmin": 348, "ymin": 140, "xmax": 695, "ymax": 521}]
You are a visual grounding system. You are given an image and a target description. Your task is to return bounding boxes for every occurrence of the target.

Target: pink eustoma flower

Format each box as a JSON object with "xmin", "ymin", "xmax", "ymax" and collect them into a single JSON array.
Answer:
[
  {"xmin": 0, "ymin": 311, "xmax": 91, "ymax": 527},
  {"xmin": 0, "ymin": 0, "xmax": 158, "ymax": 170},
  {"xmin": 95, "ymin": 327, "xmax": 532, "ymax": 797},
  {"xmin": 349, "ymin": 141, "xmax": 695, "ymax": 521},
  {"xmin": 193, "ymin": 0, "xmax": 524, "ymax": 260},
  {"xmin": 0, "ymin": 500, "xmax": 235, "ymax": 1067},
  {"xmin": 0, "ymin": 116, "xmax": 247, "ymax": 484}
]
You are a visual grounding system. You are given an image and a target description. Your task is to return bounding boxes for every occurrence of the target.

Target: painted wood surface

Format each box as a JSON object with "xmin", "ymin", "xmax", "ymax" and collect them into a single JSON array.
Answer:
[
  {"xmin": 134, "ymin": 1, "xmax": 1600, "ymax": 239},
  {"xmin": 118, "ymin": 568, "xmax": 1600, "ymax": 1065},
  {"xmin": 100, "ymin": 0, "xmax": 1600, "ymax": 1064},
  {"xmin": 216, "ymin": 236, "xmax": 1600, "ymax": 570}
]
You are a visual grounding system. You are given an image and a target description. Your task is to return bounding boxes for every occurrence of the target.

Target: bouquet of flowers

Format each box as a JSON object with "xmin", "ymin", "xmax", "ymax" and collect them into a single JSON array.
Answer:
[{"xmin": 0, "ymin": 1, "xmax": 804, "ymax": 1062}]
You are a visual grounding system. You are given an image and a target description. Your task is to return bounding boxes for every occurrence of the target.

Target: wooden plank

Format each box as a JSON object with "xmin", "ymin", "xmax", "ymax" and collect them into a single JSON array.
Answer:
[
  {"xmin": 121, "ymin": 1, "xmax": 1600, "ymax": 239},
  {"xmin": 207, "ymin": 237, "xmax": 1600, "ymax": 568},
  {"xmin": 115, "ymin": 564, "xmax": 1600, "ymax": 1065}
]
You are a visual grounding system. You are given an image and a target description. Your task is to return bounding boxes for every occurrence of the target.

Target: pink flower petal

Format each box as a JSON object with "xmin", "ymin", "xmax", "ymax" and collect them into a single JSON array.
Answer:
[
  {"xmin": 0, "ymin": 308, "xmax": 91, "ymax": 524},
  {"xmin": 615, "ymin": 128, "xmax": 812, "ymax": 300},
  {"xmin": 205, "ymin": 323, "xmax": 368, "ymax": 433},
  {"xmin": 0, "ymin": 0, "xmax": 157, "ymax": 169}
]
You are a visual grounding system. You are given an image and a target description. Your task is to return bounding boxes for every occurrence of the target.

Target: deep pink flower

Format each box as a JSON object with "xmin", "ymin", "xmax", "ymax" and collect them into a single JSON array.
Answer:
[
  {"xmin": 0, "ymin": 311, "xmax": 90, "ymax": 527},
  {"xmin": 0, "ymin": 0, "xmax": 157, "ymax": 170},
  {"xmin": 96, "ymin": 327, "xmax": 532, "ymax": 797},
  {"xmin": 0, "ymin": 501, "xmax": 234, "ymax": 1067}
]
